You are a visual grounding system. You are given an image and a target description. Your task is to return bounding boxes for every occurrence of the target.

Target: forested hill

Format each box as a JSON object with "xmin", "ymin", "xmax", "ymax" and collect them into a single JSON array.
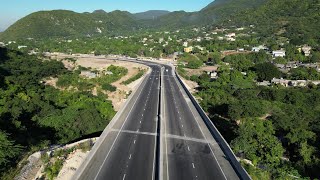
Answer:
[
  {"xmin": 223, "ymin": 0, "xmax": 320, "ymax": 45},
  {"xmin": 0, "ymin": 0, "xmax": 268, "ymax": 40},
  {"xmin": 0, "ymin": 10, "xmax": 141, "ymax": 40}
]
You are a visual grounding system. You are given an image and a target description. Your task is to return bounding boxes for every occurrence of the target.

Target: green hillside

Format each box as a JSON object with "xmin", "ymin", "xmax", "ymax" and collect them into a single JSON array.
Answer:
[
  {"xmin": 1, "ymin": 0, "xmax": 318, "ymax": 41},
  {"xmin": 0, "ymin": 0, "xmax": 270, "ymax": 40},
  {"xmin": 224, "ymin": 0, "xmax": 320, "ymax": 45},
  {"xmin": 0, "ymin": 10, "xmax": 140, "ymax": 40}
]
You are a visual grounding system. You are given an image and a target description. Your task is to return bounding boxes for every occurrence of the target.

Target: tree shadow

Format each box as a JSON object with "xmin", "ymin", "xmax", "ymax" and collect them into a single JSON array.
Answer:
[{"xmin": 208, "ymin": 114, "xmax": 238, "ymax": 143}]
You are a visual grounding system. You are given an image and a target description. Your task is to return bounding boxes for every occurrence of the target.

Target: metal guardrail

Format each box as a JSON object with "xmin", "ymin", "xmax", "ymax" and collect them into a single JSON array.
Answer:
[{"xmin": 175, "ymin": 72, "xmax": 252, "ymax": 180}]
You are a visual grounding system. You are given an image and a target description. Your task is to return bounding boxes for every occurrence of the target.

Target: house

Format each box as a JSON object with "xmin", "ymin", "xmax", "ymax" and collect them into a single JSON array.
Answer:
[
  {"xmin": 252, "ymin": 45, "xmax": 268, "ymax": 52},
  {"xmin": 225, "ymin": 33, "xmax": 236, "ymax": 38},
  {"xmin": 302, "ymin": 45, "xmax": 312, "ymax": 56},
  {"xmin": 289, "ymin": 80, "xmax": 307, "ymax": 87},
  {"xmin": 271, "ymin": 78, "xmax": 290, "ymax": 87},
  {"xmin": 184, "ymin": 46, "xmax": 193, "ymax": 53},
  {"xmin": 183, "ymin": 42, "xmax": 188, "ymax": 47},
  {"xmin": 217, "ymin": 36, "xmax": 224, "ymax": 40},
  {"xmin": 271, "ymin": 78, "xmax": 320, "ymax": 87},
  {"xmin": 202, "ymin": 66, "xmax": 218, "ymax": 79},
  {"xmin": 257, "ymin": 81, "xmax": 271, "ymax": 86},
  {"xmin": 18, "ymin": 46, "xmax": 28, "ymax": 49},
  {"xmin": 236, "ymin": 27, "xmax": 245, "ymax": 31},
  {"xmin": 272, "ymin": 50, "xmax": 286, "ymax": 58},
  {"xmin": 226, "ymin": 37, "xmax": 236, "ymax": 41}
]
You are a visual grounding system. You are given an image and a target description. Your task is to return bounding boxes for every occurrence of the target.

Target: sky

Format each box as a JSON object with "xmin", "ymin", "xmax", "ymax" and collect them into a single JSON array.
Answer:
[{"xmin": 0, "ymin": 0, "xmax": 213, "ymax": 31}]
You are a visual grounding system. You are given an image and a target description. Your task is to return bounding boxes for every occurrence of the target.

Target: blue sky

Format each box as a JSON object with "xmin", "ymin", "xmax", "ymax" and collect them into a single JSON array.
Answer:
[{"xmin": 0, "ymin": 0, "xmax": 213, "ymax": 31}]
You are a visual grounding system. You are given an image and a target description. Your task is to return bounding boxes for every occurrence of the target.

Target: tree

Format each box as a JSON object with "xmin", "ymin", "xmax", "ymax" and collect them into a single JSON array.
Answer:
[
  {"xmin": 310, "ymin": 51, "xmax": 320, "ymax": 63},
  {"xmin": 186, "ymin": 60, "xmax": 203, "ymax": 69},
  {"xmin": 231, "ymin": 118, "xmax": 284, "ymax": 167},
  {"xmin": 0, "ymin": 131, "xmax": 22, "ymax": 171},
  {"xmin": 254, "ymin": 62, "xmax": 282, "ymax": 81}
]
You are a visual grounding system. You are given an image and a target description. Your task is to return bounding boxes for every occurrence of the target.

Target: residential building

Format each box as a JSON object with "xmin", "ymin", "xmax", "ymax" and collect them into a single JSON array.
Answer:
[
  {"xmin": 183, "ymin": 42, "xmax": 188, "ymax": 47},
  {"xmin": 302, "ymin": 45, "xmax": 312, "ymax": 56},
  {"xmin": 217, "ymin": 36, "xmax": 224, "ymax": 40},
  {"xmin": 196, "ymin": 37, "xmax": 202, "ymax": 42},
  {"xmin": 252, "ymin": 45, "xmax": 268, "ymax": 52},
  {"xmin": 18, "ymin": 46, "xmax": 28, "ymax": 49},
  {"xmin": 202, "ymin": 66, "xmax": 218, "ymax": 79},
  {"xmin": 273, "ymin": 50, "xmax": 286, "ymax": 58},
  {"xmin": 226, "ymin": 37, "xmax": 236, "ymax": 41},
  {"xmin": 225, "ymin": 33, "xmax": 236, "ymax": 38},
  {"xmin": 184, "ymin": 46, "xmax": 193, "ymax": 53}
]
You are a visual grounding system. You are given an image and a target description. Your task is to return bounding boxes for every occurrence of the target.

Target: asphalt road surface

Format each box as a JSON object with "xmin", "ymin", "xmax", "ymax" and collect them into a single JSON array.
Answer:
[
  {"xmin": 161, "ymin": 65, "xmax": 240, "ymax": 180},
  {"xmin": 75, "ymin": 60, "xmax": 242, "ymax": 180},
  {"xmin": 77, "ymin": 64, "xmax": 160, "ymax": 180}
]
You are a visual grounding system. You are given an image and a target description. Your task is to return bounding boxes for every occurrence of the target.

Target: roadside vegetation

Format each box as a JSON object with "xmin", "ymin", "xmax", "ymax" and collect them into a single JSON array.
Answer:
[
  {"xmin": 121, "ymin": 68, "xmax": 146, "ymax": 85},
  {"xmin": 0, "ymin": 48, "xmax": 117, "ymax": 179},
  {"xmin": 178, "ymin": 52, "xmax": 320, "ymax": 179}
]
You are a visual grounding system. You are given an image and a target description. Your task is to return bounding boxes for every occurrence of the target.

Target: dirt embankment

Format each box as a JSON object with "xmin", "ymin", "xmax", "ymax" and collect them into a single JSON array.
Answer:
[{"xmin": 46, "ymin": 54, "xmax": 150, "ymax": 111}]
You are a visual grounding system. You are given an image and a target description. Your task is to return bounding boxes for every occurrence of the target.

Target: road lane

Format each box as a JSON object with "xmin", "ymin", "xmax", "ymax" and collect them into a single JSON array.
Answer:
[{"xmin": 162, "ymin": 65, "xmax": 233, "ymax": 180}]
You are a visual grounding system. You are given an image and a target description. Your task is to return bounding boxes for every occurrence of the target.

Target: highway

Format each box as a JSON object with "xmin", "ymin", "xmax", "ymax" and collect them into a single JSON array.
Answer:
[
  {"xmin": 74, "ymin": 59, "xmax": 248, "ymax": 180},
  {"xmin": 76, "ymin": 63, "xmax": 160, "ymax": 180}
]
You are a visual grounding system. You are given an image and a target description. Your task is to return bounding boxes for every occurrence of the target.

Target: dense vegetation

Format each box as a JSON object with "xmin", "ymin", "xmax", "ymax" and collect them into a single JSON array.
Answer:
[
  {"xmin": 224, "ymin": 0, "xmax": 320, "ymax": 45},
  {"xmin": 0, "ymin": 48, "xmax": 116, "ymax": 178},
  {"xmin": 186, "ymin": 58, "xmax": 320, "ymax": 179}
]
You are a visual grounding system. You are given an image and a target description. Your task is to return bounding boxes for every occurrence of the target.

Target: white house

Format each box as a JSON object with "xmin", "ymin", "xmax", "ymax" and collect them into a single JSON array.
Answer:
[
  {"xmin": 273, "ymin": 50, "xmax": 286, "ymax": 58},
  {"xmin": 226, "ymin": 37, "xmax": 236, "ymax": 42},
  {"xmin": 302, "ymin": 45, "xmax": 312, "ymax": 56},
  {"xmin": 18, "ymin": 46, "xmax": 28, "ymax": 49},
  {"xmin": 252, "ymin": 45, "xmax": 268, "ymax": 52},
  {"xmin": 225, "ymin": 33, "xmax": 236, "ymax": 38},
  {"xmin": 183, "ymin": 42, "xmax": 188, "ymax": 47}
]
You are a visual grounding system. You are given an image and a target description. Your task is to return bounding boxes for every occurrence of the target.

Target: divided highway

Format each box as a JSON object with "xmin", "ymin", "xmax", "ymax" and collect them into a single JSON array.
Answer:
[{"xmin": 74, "ymin": 59, "xmax": 249, "ymax": 180}]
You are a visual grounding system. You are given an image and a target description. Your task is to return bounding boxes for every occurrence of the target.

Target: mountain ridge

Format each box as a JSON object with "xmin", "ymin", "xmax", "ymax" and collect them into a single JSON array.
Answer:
[{"xmin": 2, "ymin": 0, "xmax": 316, "ymax": 41}]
